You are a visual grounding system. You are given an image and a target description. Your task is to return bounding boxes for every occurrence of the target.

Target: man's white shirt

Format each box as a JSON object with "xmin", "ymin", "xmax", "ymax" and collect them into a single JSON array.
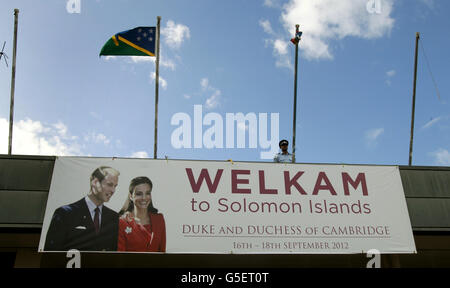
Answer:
[
  {"xmin": 85, "ymin": 196, "xmax": 103, "ymax": 225},
  {"xmin": 274, "ymin": 152, "xmax": 293, "ymax": 163}
]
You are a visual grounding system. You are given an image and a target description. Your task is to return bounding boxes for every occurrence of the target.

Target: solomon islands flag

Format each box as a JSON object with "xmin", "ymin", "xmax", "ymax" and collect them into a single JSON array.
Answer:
[{"xmin": 100, "ymin": 27, "xmax": 156, "ymax": 57}]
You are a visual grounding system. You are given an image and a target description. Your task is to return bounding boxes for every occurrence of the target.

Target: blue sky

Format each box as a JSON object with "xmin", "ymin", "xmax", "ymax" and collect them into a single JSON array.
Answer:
[{"xmin": 0, "ymin": 0, "xmax": 448, "ymax": 166}]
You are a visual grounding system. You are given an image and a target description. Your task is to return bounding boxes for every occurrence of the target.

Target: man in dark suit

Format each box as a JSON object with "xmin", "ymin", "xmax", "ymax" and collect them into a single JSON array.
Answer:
[{"xmin": 44, "ymin": 166, "xmax": 120, "ymax": 251}]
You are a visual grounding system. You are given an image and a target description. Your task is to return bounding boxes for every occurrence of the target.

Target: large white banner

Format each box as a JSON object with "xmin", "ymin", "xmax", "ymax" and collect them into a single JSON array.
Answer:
[{"xmin": 39, "ymin": 157, "xmax": 416, "ymax": 254}]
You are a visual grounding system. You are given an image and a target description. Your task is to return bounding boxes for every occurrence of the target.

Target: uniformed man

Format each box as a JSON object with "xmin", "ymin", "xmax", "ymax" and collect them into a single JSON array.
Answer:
[{"xmin": 274, "ymin": 139, "xmax": 293, "ymax": 163}]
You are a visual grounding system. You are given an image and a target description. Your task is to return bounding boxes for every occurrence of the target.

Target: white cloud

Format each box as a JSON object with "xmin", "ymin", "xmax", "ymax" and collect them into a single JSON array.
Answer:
[
  {"xmin": 105, "ymin": 55, "xmax": 176, "ymax": 71},
  {"xmin": 430, "ymin": 148, "xmax": 450, "ymax": 165},
  {"xmin": 365, "ymin": 127, "xmax": 384, "ymax": 148},
  {"xmin": 263, "ymin": 38, "xmax": 293, "ymax": 69},
  {"xmin": 422, "ymin": 117, "xmax": 442, "ymax": 130},
  {"xmin": 53, "ymin": 122, "xmax": 67, "ymax": 138},
  {"xmin": 259, "ymin": 19, "xmax": 275, "ymax": 35},
  {"xmin": 84, "ymin": 131, "xmax": 111, "ymax": 145},
  {"xmin": 263, "ymin": 0, "xmax": 395, "ymax": 61},
  {"xmin": 96, "ymin": 134, "xmax": 109, "ymax": 145},
  {"xmin": 0, "ymin": 117, "xmax": 150, "ymax": 158},
  {"xmin": 130, "ymin": 55, "xmax": 176, "ymax": 70},
  {"xmin": 260, "ymin": 18, "xmax": 293, "ymax": 69},
  {"xmin": 386, "ymin": 70, "xmax": 396, "ymax": 77},
  {"xmin": 130, "ymin": 151, "xmax": 149, "ymax": 158},
  {"xmin": 89, "ymin": 111, "xmax": 102, "ymax": 121},
  {"xmin": 263, "ymin": 0, "xmax": 282, "ymax": 8},
  {"xmin": 151, "ymin": 72, "xmax": 168, "ymax": 89},
  {"xmin": 200, "ymin": 78, "xmax": 222, "ymax": 109},
  {"xmin": 273, "ymin": 39, "xmax": 289, "ymax": 55},
  {"xmin": 386, "ymin": 69, "xmax": 396, "ymax": 86},
  {"xmin": 366, "ymin": 128, "xmax": 384, "ymax": 141},
  {"xmin": 0, "ymin": 117, "xmax": 82, "ymax": 156},
  {"xmin": 161, "ymin": 58, "xmax": 176, "ymax": 70},
  {"xmin": 201, "ymin": 78, "xmax": 209, "ymax": 90},
  {"xmin": 205, "ymin": 90, "xmax": 221, "ymax": 110},
  {"xmin": 128, "ymin": 56, "xmax": 153, "ymax": 63},
  {"xmin": 104, "ymin": 56, "xmax": 117, "ymax": 61},
  {"xmin": 161, "ymin": 20, "xmax": 191, "ymax": 49}
]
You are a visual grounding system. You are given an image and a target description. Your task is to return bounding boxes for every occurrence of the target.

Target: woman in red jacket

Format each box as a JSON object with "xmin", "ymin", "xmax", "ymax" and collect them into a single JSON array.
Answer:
[{"xmin": 118, "ymin": 176, "xmax": 166, "ymax": 252}]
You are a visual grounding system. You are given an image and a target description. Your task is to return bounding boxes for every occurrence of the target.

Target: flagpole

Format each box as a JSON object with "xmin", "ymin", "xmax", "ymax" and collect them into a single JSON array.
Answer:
[
  {"xmin": 8, "ymin": 9, "xmax": 19, "ymax": 155},
  {"xmin": 154, "ymin": 16, "xmax": 161, "ymax": 159},
  {"xmin": 408, "ymin": 32, "xmax": 420, "ymax": 166},
  {"xmin": 292, "ymin": 24, "xmax": 300, "ymax": 163}
]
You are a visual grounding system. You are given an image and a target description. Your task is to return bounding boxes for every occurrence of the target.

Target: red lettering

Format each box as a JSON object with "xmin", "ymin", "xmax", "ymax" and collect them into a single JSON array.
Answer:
[
  {"xmin": 284, "ymin": 171, "xmax": 307, "ymax": 195},
  {"xmin": 232, "ymin": 170, "xmax": 251, "ymax": 194},
  {"xmin": 259, "ymin": 170, "xmax": 277, "ymax": 194},
  {"xmin": 312, "ymin": 172, "xmax": 337, "ymax": 195},
  {"xmin": 185, "ymin": 168, "xmax": 223, "ymax": 193},
  {"xmin": 342, "ymin": 172, "xmax": 368, "ymax": 196}
]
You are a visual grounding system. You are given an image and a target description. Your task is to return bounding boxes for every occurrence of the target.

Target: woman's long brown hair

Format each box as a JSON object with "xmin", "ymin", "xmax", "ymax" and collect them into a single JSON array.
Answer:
[{"xmin": 119, "ymin": 176, "xmax": 159, "ymax": 216}]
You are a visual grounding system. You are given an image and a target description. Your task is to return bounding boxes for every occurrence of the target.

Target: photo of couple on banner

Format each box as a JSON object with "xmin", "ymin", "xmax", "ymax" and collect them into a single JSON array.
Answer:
[{"xmin": 44, "ymin": 166, "xmax": 166, "ymax": 252}]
